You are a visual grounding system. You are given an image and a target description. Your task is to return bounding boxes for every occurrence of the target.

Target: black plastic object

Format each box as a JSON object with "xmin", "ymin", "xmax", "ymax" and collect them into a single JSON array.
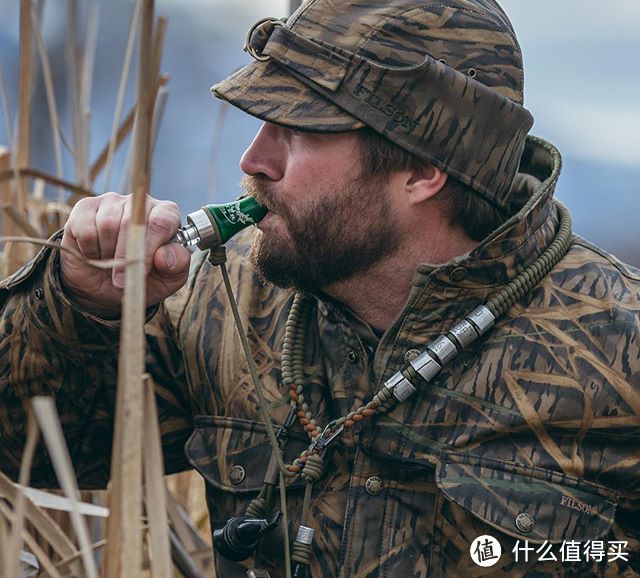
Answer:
[
  {"xmin": 213, "ymin": 512, "xmax": 283, "ymax": 562},
  {"xmin": 292, "ymin": 562, "xmax": 311, "ymax": 577}
]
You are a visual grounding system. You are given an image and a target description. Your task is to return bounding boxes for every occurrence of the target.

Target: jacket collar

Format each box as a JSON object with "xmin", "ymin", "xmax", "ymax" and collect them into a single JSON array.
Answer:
[{"xmin": 416, "ymin": 135, "xmax": 563, "ymax": 289}]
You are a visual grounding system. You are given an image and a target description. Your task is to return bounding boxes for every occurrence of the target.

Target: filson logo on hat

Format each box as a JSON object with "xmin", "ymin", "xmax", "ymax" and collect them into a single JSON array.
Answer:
[{"xmin": 352, "ymin": 83, "xmax": 421, "ymax": 132}]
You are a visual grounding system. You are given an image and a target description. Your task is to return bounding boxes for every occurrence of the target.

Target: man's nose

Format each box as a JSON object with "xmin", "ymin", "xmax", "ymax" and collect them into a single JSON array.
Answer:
[{"xmin": 240, "ymin": 123, "xmax": 285, "ymax": 181}]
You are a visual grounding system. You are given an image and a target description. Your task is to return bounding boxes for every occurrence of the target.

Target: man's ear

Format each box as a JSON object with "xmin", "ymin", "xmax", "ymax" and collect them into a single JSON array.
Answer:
[{"xmin": 405, "ymin": 164, "xmax": 448, "ymax": 205}]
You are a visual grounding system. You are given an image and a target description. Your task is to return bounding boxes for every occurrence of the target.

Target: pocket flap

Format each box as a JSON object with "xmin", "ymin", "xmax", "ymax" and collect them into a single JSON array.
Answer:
[
  {"xmin": 185, "ymin": 415, "xmax": 308, "ymax": 494},
  {"xmin": 436, "ymin": 455, "xmax": 618, "ymax": 544}
]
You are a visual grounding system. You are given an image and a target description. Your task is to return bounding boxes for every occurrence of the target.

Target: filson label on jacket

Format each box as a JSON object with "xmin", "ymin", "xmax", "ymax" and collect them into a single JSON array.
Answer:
[
  {"xmin": 560, "ymin": 495, "xmax": 596, "ymax": 516},
  {"xmin": 352, "ymin": 83, "xmax": 420, "ymax": 131}
]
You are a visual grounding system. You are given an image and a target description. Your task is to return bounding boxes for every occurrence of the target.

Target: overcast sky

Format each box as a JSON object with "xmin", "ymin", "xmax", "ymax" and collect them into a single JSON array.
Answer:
[{"xmin": 499, "ymin": 0, "xmax": 640, "ymax": 166}]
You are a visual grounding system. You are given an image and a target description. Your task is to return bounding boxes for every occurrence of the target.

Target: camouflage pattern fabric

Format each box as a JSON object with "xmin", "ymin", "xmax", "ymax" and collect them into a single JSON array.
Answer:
[
  {"xmin": 1, "ymin": 136, "xmax": 639, "ymax": 577},
  {"xmin": 212, "ymin": 0, "xmax": 534, "ymax": 211}
]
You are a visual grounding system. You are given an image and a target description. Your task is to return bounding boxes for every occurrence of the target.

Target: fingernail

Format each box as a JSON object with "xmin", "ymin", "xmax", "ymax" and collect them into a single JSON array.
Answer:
[
  {"xmin": 164, "ymin": 247, "xmax": 176, "ymax": 270},
  {"xmin": 113, "ymin": 271, "xmax": 124, "ymax": 288}
]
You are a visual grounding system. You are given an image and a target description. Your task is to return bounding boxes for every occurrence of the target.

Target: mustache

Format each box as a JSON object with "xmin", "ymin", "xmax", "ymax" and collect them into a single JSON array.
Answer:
[{"xmin": 241, "ymin": 175, "xmax": 287, "ymax": 217}]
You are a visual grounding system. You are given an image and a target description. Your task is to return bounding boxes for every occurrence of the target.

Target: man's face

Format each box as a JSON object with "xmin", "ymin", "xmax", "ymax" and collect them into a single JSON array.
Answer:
[{"xmin": 240, "ymin": 123, "xmax": 400, "ymax": 293}]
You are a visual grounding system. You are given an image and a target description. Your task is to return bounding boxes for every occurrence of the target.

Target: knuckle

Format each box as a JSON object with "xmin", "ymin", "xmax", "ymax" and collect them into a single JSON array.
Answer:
[
  {"xmin": 101, "ymin": 191, "xmax": 127, "ymax": 210},
  {"xmin": 96, "ymin": 216, "xmax": 121, "ymax": 240},
  {"xmin": 162, "ymin": 200, "xmax": 180, "ymax": 216},
  {"xmin": 72, "ymin": 196, "xmax": 98, "ymax": 214},
  {"xmin": 75, "ymin": 224, "xmax": 98, "ymax": 248},
  {"xmin": 147, "ymin": 213, "xmax": 177, "ymax": 237}
]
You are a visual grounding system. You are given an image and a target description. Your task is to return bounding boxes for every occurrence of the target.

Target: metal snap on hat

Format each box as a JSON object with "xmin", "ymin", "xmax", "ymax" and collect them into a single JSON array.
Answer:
[{"xmin": 212, "ymin": 0, "xmax": 534, "ymax": 211}]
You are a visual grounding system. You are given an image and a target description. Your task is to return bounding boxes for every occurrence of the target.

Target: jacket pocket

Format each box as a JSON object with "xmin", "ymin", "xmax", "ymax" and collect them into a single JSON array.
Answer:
[
  {"xmin": 185, "ymin": 415, "xmax": 308, "ymax": 494},
  {"xmin": 184, "ymin": 416, "xmax": 310, "ymax": 578},
  {"xmin": 431, "ymin": 453, "xmax": 619, "ymax": 577},
  {"xmin": 437, "ymin": 453, "xmax": 617, "ymax": 543}
]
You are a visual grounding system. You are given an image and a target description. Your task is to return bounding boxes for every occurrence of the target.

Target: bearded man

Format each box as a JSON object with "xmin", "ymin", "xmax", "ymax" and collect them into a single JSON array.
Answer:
[{"xmin": 1, "ymin": 0, "xmax": 639, "ymax": 577}]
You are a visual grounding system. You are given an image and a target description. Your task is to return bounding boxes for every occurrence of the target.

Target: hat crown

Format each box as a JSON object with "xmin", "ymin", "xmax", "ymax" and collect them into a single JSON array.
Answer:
[
  {"xmin": 213, "ymin": 0, "xmax": 534, "ymax": 210},
  {"xmin": 289, "ymin": 0, "xmax": 524, "ymax": 104}
]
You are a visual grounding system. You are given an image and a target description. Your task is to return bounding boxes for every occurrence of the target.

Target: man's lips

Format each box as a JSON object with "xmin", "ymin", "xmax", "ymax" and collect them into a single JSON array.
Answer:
[{"xmin": 257, "ymin": 210, "xmax": 274, "ymax": 230}]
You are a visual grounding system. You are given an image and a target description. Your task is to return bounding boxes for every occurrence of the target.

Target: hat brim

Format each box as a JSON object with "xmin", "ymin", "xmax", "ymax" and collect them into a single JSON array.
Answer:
[{"xmin": 211, "ymin": 59, "xmax": 365, "ymax": 132}]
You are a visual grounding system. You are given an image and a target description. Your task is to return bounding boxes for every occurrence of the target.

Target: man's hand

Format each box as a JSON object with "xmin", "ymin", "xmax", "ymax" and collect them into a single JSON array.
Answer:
[{"xmin": 60, "ymin": 192, "xmax": 191, "ymax": 317}]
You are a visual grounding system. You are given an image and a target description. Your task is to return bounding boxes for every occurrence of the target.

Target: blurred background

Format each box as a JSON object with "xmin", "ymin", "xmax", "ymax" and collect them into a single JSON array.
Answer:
[{"xmin": 0, "ymin": 0, "xmax": 638, "ymax": 265}]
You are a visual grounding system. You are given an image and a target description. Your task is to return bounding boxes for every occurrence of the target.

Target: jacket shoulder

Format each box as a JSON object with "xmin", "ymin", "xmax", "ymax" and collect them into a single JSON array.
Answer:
[
  {"xmin": 568, "ymin": 235, "xmax": 640, "ymax": 282},
  {"xmin": 544, "ymin": 235, "xmax": 640, "ymax": 310}
]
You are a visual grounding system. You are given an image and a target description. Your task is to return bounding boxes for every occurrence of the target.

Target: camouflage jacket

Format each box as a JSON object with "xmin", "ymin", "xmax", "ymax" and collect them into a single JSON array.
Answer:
[{"xmin": 1, "ymin": 136, "xmax": 639, "ymax": 577}]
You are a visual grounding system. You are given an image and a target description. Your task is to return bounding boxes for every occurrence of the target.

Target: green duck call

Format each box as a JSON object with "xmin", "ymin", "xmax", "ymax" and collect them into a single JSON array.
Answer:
[{"xmin": 173, "ymin": 196, "xmax": 267, "ymax": 250}]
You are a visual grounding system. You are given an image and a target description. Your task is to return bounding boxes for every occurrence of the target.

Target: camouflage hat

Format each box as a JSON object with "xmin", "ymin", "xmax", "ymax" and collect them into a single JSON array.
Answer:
[{"xmin": 212, "ymin": 0, "xmax": 534, "ymax": 211}]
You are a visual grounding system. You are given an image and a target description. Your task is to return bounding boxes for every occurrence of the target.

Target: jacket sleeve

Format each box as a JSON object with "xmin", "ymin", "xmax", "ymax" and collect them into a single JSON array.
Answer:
[{"xmin": 0, "ymin": 241, "xmax": 193, "ymax": 489}]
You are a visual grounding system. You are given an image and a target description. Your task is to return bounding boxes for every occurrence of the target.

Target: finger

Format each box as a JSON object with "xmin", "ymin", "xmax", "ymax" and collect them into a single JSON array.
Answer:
[
  {"xmin": 63, "ymin": 196, "xmax": 101, "ymax": 260},
  {"xmin": 148, "ymin": 244, "xmax": 191, "ymax": 304},
  {"xmin": 144, "ymin": 201, "xmax": 182, "ymax": 273},
  {"xmin": 152, "ymin": 243, "xmax": 191, "ymax": 279},
  {"xmin": 94, "ymin": 192, "xmax": 126, "ymax": 259}
]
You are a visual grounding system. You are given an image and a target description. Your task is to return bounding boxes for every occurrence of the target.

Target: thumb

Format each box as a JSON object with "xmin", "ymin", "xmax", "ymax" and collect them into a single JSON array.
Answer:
[{"xmin": 152, "ymin": 244, "xmax": 190, "ymax": 278}]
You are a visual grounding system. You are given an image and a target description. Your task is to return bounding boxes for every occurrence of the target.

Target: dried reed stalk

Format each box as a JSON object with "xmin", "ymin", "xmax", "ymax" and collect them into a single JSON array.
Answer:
[
  {"xmin": 143, "ymin": 375, "xmax": 171, "ymax": 578},
  {"xmin": 4, "ymin": 0, "xmax": 36, "ymax": 270},
  {"xmin": 0, "ymin": 501, "xmax": 64, "ymax": 578},
  {"xmin": 0, "ymin": 65, "xmax": 13, "ymax": 151},
  {"xmin": 0, "ymin": 167, "xmax": 95, "ymax": 199},
  {"xmin": 0, "ymin": 472, "xmax": 80, "ymax": 574},
  {"xmin": 89, "ymin": 75, "xmax": 168, "ymax": 186},
  {"xmin": 4, "ymin": 411, "xmax": 39, "ymax": 578},
  {"xmin": 66, "ymin": 0, "xmax": 81, "ymax": 179},
  {"xmin": 52, "ymin": 539, "xmax": 108, "ymax": 576},
  {"xmin": 103, "ymin": 1, "xmax": 156, "ymax": 576},
  {"xmin": 166, "ymin": 472, "xmax": 193, "ymax": 511},
  {"xmin": 151, "ymin": 16, "xmax": 167, "ymax": 90},
  {"xmin": 148, "ymin": 16, "xmax": 168, "ymax": 157},
  {"xmin": 1, "ymin": 56, "xmax": 42, "ymax": 260},
  {"xmin": 165, "ymin": 492, "xmax": 209, "ymax": 574},
  {"xmin": 18, "ymin": 487, "xmax": 107, "ymax": 518},
  {"xmin": 91, "ymin": 8, "xmax": 167, "ymax": 191},
  {"xmin": 2, "ymin": 205, "xmax": 40, "ymax": 238},
  {"xmin": 0, "ymin": 507, "xmax": 6, "ymax": 571},
  {"xmin": 31, "ymin": 5, "xmax": 65, "ymax": 201},
  {"xmin": 17, "ymin": 0, "xmax": 33, "ymax": 208},
  {"xmin": 0, "ymin": 62, "xmax": 26, "ymax": 241},
  {"xmin": 77, "ymin": 1, "xmax": 100, "ymax": 187},
  {"xmin": 99, "ymin": 0, "xmax": 141, "ymax": 193},
  {"xmin": 31, "ymin": 397, "xmax": 99, "ymax": 578},
  {"xmin": 0, "ymin": 148, "xmax": 38, "ymax": 275},
  {"xmin": 0, "ymin": 147, "xmax": 12, "ymax": 276}
]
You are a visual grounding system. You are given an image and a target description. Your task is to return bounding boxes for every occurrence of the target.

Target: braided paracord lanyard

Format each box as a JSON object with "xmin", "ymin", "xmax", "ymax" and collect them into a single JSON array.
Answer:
[{"xmin": 262, "ymin": 200, "xmax": 573, "ymax": 572}]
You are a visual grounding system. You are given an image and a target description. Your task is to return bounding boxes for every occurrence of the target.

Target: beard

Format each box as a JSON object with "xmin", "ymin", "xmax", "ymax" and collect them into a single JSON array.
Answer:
[{"xmin": 243, "ymin": 172, "xmax": 400, "ymax": 293}]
